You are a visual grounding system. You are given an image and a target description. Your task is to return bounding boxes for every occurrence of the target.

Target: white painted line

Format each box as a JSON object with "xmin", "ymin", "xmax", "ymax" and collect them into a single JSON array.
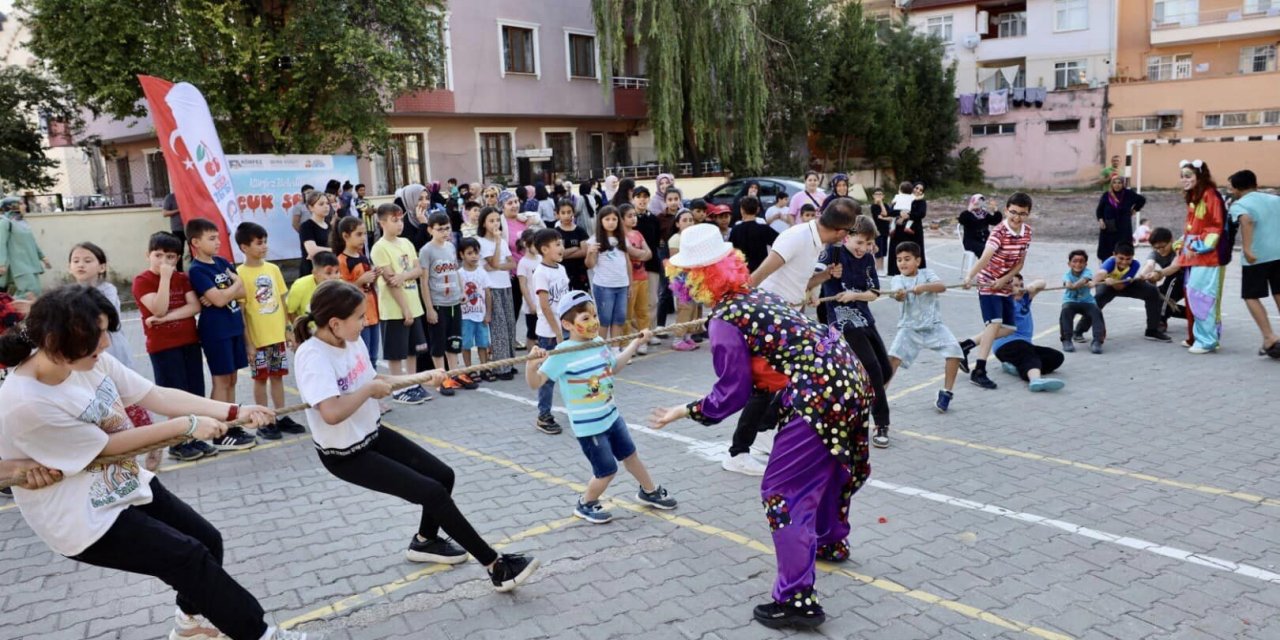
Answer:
[{"xmin": 477, "ymin": 387, "xmax": 1280, "ymax": 586}]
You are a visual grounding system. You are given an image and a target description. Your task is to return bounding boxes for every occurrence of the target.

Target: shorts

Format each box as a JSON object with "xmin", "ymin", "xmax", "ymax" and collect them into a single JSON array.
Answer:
[
  {"xmin": 1241, "ymin": 260, "xmax": 1280, "ymax": 300},
  {"xmin": 202, "ymin": 334, "xmax": 248, "ymax": 377},
  {"xmin": 888, "ymin": 324, "xmax": 963, "ymax": 368},
  {"xmin": 592, "ymin": 284, "xmax": 629, "ymax": 327},
  {"xmin": 576, "ymin": 416, "xmax": 637, "ymax": 478},
  {"xmin": 251, "ymin": 342, "xmax": 290, "ymax": 381},
  {"xmin": 979, "ymin": 293, "xmax": 1015, "ymax": 325},
  {"xmin": 462, "ymin": 319, "xmax": 491, "ymax": 350},
  {"xmin": 380, "ymin": 316, "xmax": 428, "ymax": 361},
  {"xmin": 428, "ymin": 304, "xmax": 463, "ymax": 356}
]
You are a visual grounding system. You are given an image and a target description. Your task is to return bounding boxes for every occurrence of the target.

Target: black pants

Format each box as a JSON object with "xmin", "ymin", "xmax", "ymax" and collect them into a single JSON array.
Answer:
[
  {"xmin": 1076, "ymin": 281, "xmax": 1162, "ymax": 334},
  {"xmin": 73, "ymin": 479, "xmax": 267, "ymax": 640},
  {"xmin": 729, "ymin": 390, "xmax": 782, "ymax": 457},
  {"xmin": 842, "ymin": 326, "xmax": 892, "ymax": 428},
  {"xmin": 995, "ymin": 341, "xmax": 1064, "ymax": 381},
  {"xmin": 318, "ymin": 427, "xmax": 498, "ymax": 565},
  {"xmin": 1157, "ymin": 271, "xmax": 1187, "ymax": 322},
  {"xmin": 1060, "ymin": 302, "xmax": 1105, "ymax": 342}
]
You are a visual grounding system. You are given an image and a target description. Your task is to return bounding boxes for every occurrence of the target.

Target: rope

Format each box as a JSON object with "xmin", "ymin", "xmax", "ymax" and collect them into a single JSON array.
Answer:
[
  {"xmin": 814, "ymin": 276, "xmax": 1149, "ymax": 304},
  {"xmin": 0, "ymin": 318, "xmax": 710, "ymax": 492}
]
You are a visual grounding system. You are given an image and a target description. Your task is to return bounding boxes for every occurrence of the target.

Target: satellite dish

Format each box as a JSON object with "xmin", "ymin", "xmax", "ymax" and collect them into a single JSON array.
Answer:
[{"xmin": 962, "ymin": 34, "xmax": 981, "ymax": 49}]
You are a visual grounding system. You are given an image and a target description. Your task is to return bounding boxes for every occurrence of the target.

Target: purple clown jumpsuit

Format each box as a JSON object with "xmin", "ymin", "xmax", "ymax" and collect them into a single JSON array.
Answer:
[{"xmin": 686, "ymin": 289, "xmax": 872, "ymax": 612}]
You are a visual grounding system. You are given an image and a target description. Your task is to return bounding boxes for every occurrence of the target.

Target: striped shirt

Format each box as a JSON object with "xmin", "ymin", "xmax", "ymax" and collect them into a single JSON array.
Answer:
[
  {"xmin": 979, "ymin": 221, "xmax": 1032, "ymax": 296},
  {"xmin": 538, "ymin": 338, "xmax": 620, "ymax": 437}
]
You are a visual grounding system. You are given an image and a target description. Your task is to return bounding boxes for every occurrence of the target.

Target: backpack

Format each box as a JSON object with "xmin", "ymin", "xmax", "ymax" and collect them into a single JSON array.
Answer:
[{"xmin": 1217, "ymin": 189, "xmax": 1238, "ymax": 266}]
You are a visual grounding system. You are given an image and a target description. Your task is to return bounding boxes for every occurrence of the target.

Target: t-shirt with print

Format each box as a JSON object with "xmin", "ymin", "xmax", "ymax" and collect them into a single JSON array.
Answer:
[
  {"xmin": 459, "ymin": 266, "xmax": 488, "ymax": 322},
  {"xmin": 890, "ymin": 268, "xmax": 944, "ymax": 331},
  {"xmin": 295, "ymin": 337, "xmax": 380, "ymax": 451},
  {"xmin": 339, "ymin": 252, "xmax": 380, "ymax": 327},
  {"xmin": 979, "ymin": 221, "xmax": 1032, "ymax": 296},
  {"xmin": 538, "ymin": 338, "xmax": 620, "ymax": 437},
  {"xmin": 516, "ymin": 255, "xmax": 540, "ymax": 316},
  {"xmin": 1229, "ymin": 191, "xmax": 1280, "ymax": 264},
  {"xmin": 532, "ymin": 262, "xmax": 571, "ymax": 338},
  {"xmin": 371, "ymin": 236, "xmax": 424, "ymax": 321},
  {"xmin": 1099, "ymin": 256, "xmax": 1140, "ymax": 283},
  {"xmin": 1062, "ymin": 269, "xmax": 1096, "ymax": 304},
  {"xmin": 188, "ymin": 256, "xmax": 245, "ymax": 341},
  {"xmin": 132, "ymin": 270, "xmax": 200, "ymax": 353},
  {"xmin": 556, "ymin": 225, "xmax": 591, "ymax": 288},
  {"xmin": 0, "ymin": 353, "xmax": 155, "ymax": 556},
  {"xmin": 590, "ymin": 236, "xmax": 631, "ymax": 288},
  {"xmin": 419, "ymin": 241, "xmax": 462, "ymax": 306},
  {"xmin": 237, "ymin": 261, "xmax": 288, "ymax": 348},
  {"xmin": 993, "ymin": 293, "xmax": 1034, "ymax": 351},
  {"xmin": 626, "ymin": 230, "xmax": 648, "ymax": 281}
]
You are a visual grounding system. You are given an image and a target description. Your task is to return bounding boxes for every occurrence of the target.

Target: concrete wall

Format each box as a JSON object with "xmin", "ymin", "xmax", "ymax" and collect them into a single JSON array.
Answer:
[
  {"xmin": 26, "ymin": 207, "xmax": 171, "ymax": 291},
  {"xmin": 1116, "ymin": 0, "xmax": 1279, "ymax": 81},
  {"xmin": 962, "ymin": 87, "xmax": 1107, "ymax": 188}
]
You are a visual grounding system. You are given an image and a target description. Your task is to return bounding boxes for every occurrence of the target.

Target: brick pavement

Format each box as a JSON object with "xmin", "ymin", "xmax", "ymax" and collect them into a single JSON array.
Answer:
[{"xmin": 1, "ymin": 237, "xmax": 1277, "ymax": 639}]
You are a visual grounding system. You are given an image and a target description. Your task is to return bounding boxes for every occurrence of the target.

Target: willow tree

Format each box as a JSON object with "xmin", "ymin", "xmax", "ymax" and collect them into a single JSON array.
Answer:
[{"xmin": 593, "ymin": 0, "xmax": 768, "ymax": 173}]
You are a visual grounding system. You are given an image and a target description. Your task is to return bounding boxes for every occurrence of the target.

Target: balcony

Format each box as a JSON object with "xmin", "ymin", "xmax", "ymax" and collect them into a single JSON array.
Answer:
[
  {"xmin": 612, "ymin": 76, "xmax": 649, "ymax": 119},
  {"xmin": 1152, "ymin": 4, "xmax": 1280, "ymax": 45}
]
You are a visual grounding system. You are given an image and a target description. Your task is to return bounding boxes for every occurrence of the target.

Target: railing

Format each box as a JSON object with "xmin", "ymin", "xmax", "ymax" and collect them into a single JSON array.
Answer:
[
  {"xmin": 611, "ymin": 76, "xmax": 650, "ymax": 89},
  {"xmin": 1153, "ymin": 4, "xmax": 1280, "ymax": 29}
]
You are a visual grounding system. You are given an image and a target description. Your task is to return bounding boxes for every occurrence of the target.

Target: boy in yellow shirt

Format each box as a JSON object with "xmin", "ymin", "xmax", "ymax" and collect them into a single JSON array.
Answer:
[
  {"xmin": 371, "ymin": 203, "xmax": 432, "ymax": 404},
  {"xmin": 286, "ymin": 250, "xmax": 342, "ymax": 321}
]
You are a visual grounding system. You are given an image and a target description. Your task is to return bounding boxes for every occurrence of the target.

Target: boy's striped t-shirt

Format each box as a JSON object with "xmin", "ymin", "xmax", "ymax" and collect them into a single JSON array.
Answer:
[
  {"xmin": 979, "ymin": 221, "xmax": 1032, "ymax": 296},
  {"xmin": 538, "ymin": 338, "xmax": 619, "ymax": 437}
]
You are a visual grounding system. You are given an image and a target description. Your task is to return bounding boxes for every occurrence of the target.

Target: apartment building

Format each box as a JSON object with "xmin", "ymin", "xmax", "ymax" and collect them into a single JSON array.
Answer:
[
  {"xmin": 1108, "ymin": 0, "xmax": 1280, "ymax": 188},
  {"xmin": 906, "ymin": 0, "xmax": 1116, "ymax": 188}
]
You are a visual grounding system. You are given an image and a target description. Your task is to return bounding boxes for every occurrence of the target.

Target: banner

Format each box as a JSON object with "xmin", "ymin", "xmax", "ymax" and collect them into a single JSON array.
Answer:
[
  {"xmin": 139, "ymin": 75, "xmax": 241, "ymax": 262},
  {"xmin": 225, "ymin": 155, "xmax": 360, "ymax": 260}
]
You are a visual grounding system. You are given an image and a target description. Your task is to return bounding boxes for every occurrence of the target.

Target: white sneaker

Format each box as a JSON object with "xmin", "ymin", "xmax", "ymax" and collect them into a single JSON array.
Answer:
[
  {"xmin": 260, "ymin": 626, "xmax": 308, "ymax": 640},
  {"xmin": 647, "ymin": 335, "xmax": 662, "ymax": 345},
  {"xmin": 722, "ymin": 453, "xmax": 768, "ymax": 476},
  {"xmin": 637, "ymin": 343, "xmax": 649, "ymax": 355},
  {"xmin": 750, "ymin": 430, "xmax": 775, "ymax": 457},
  {"xmin": 170, "ymin": 609, "xmax": 228, "ymax": 640}
]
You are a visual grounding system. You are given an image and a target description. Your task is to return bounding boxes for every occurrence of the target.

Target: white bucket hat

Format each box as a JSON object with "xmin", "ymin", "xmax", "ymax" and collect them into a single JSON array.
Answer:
[{"xmin": 669, "ymin": 223, "xmax": 734, "ymax": 269}]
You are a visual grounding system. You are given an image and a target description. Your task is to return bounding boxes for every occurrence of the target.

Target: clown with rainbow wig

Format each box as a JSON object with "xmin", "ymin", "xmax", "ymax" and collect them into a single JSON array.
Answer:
[{"xmin": 651, "ymin": 223, "xmax": 874, "ymax": 630}]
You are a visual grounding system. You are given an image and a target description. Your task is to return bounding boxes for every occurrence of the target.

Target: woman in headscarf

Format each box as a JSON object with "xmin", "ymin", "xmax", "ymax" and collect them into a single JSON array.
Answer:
[
  {"xmin": 602, "ymin": 175, "xmax": 620, "ymax": 204},
  {"xmin": 886, "ymin": 182, "xmax": 928, "ymax": 276},
  {"xmin": 578, "ymin": 180, "xmax": 599, "ymax": 229},
  {"xmin": 0, "ymin": 197, "xmax": 51, "ymax": 299},
  {"xmin": 429, "ymin": 181, "xmax": 448, "ymax": 210},
  {"xmin": 481, "ymin": 184, "xmax": 501, "ymax": 210},
  {"xmin": 652, "ymin": 224, "xmax": 872, "ymax": 630},
  {"xmin": 398, "ymin": 183, "xmax": 431, "ymax": 251},
  {"xmin": 649, "ymin": 173, "xmax": 676, "ymax": 215},
  {"xmin": 1095, "ymin": 174, "xmax": 1146, "ymax": 260},
  {"xmin": 957, "ymin": 193, "xmax": 1001, "ymax": 276},
  {"xmin": 821, "ymin": 174, "xmax": 851, "ymax": 209},
  {"xmin": 521, "ymin": 185, "xmax": 538, "ymax": 214}
]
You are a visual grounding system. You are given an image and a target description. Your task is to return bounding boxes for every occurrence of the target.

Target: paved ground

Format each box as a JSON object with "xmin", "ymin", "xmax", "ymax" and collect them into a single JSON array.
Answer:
[{"xmin": 3, "ymin": 233, "xmax": 1278, "ymax": 640}]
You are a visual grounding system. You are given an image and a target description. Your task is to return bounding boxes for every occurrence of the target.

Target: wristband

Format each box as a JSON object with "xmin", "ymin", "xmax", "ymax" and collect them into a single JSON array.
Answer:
[
  {"xmin": 185, "ymin": 414, "xmax": 199, "ymax": 438},
  {"xmin": 226, "ymin": 403, "xmax": 239, "ymax": 422}
]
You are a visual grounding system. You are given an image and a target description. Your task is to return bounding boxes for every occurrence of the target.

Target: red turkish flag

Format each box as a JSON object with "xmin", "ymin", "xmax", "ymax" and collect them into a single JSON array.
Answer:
[{"xmin": 139, "ymin": 75, "xmax": 242, "ymax": 262}]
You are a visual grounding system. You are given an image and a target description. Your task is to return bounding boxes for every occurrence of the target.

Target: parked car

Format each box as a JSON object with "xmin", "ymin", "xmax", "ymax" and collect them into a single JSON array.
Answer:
[{"xmin": 701, "ymin": 177, "xmax": 806, "ymax": 210}]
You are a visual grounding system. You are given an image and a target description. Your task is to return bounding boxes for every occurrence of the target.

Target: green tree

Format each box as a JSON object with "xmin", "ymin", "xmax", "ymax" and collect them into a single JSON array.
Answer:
[
  {"xmin": 810, "ymin": 1, "xmax": 895, "ymax": 173},
  {"xmin": 18, "ymin": 0, "xmax": 446, "ymax": 154},
  {"xmin": 754, "ymin": 0, "xmax": 832, "ymax": 176},
  {"xmin": 0, "ymin": 65, "xmax": 81, "ymax": 192},
  {"xmin": 878, "ymin": 22, "xmax": 959, "ymax": 186}
]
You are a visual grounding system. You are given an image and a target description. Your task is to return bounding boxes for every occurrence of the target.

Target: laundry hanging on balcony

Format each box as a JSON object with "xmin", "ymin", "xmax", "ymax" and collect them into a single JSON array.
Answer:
[{"xmin": 988, "ymin": 89, "xmax": 1009, "ymax": 116}]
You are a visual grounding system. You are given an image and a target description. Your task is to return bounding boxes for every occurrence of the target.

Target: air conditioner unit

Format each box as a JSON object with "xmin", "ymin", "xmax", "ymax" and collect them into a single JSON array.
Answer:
[
  {"xmin": 977, "ymin": 10, "xmax": 990, "ymax": 34},
  {"xmin": 962, "ymin": 33, "xmax": 981, "ymax": 49}
]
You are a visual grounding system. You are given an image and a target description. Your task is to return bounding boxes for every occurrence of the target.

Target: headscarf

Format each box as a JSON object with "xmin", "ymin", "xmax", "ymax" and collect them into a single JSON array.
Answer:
[
  {"xmin": 393, "ymin": 187, "xmax": 405, "ymax": 211},
  {"xmin": 497, "ymin": 190, "xmax": 518, "ymax": 208},
  {"xmin": 830, "ymin": 174, "xmax": 849, "ymax": 195},
  {"xmin": 523, "ymin": 185, "xmax": 535, "ymax": 200},
  {"xmin": 401, "ymin": 183, "xmax": 427, "ymax": 227},
  {"xmin": 967, "ymin": 194, "xmax": 986, "ymax": 211},
  {"xmin": 651, "ymin": 173, "xmax": 676, "ymax": 214},
  {"xmin": 603, "ymin": 175, "xmax": 619, "ymax": 202}
]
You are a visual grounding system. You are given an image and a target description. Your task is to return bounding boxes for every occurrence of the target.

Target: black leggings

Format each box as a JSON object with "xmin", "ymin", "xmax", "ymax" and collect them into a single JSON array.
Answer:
[
  {"xmin": 995, "ymin": 341, "xmax": 1064, "ymax": 381},
  {"xmin": 73, "ymin": 479, "xmax": 267, "ymax": 640},
  {"xmin": 729, "ymin": 389, "xmax": 780, "ymax": 457},
  {"xmin": 319, "ymin": 427, "xmax": 498, "ymax": 565},
  {"xmin": 842, "ymin": 326, "xmax": 892, "ymax": 428}
]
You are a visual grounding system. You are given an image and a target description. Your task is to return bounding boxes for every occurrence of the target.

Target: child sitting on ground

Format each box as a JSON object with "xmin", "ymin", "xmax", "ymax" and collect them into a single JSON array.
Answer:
[
  {"xmin": 886, "ymin": 242, "xmax": 964, "ymax": 429},
  {"xmin": 1073, "ymin": 241, "xmax": 1171, "ymax": 344},
  {"xmin": 1058, "ymin": 249, "xmax": 1105, "ymax": 354},
  {"xmin": 993, "ymin": 276, "xmax": 1065, "ymax": 391},
  {"xmin": 525, "ymin": 290, "xmax": 677, "ymax": 523},
  {"xmin": 1138, "ymin": 227, "xmax": 1186, "ymax": 333}
]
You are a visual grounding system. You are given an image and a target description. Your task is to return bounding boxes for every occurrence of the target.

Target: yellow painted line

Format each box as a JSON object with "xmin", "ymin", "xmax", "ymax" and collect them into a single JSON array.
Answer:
[
  {"xmin": 615, "ymin": 376, "xmax": 702, "ymax": 398},
  {"xmin": 0, "ymin": 502, "xmax": 16, "ymax": 513},
  {"xmin": 279, "ymin": 514, "xmax": 579, "ymax": 629},
  {"xmin": 383, "ymin": 422, "xmax": 1072, "ymax": 640}
]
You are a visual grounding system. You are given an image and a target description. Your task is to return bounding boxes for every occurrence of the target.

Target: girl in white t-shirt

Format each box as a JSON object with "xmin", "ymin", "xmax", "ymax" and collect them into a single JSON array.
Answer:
[
  {"xmin": 477, "ymin": 207, "xmax": 517, "ymax": 381},
  {"xmin": 515, "ymin": 229, "xmax": 541, "ymax": 348},
  {"xmin": 292, "ymin": 280, "xmax": 540, "ymax": 593},
  {"xmin": 584, "ymin": 205, "xmax": 633, "ymax": 340},
  {"xmin": 0, "ymin": 285, "xmax": 300, "ymax": 640}
]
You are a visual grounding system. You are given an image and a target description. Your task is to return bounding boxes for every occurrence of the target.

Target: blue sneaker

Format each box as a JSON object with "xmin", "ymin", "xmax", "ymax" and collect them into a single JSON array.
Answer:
[
  {"xmin": 1000, "ymin": 362, "xmax": 1019, "ymax": 377},
  {"xmin": 1028, "ymin": 378, "xmax": 1065, "ymax": 392},
  {"xmin": 192, "ymin": 440, "xmax": 220, "ymax": 458},
  {"xmin": 636, "ymin": 485, "xmax": 677, "ymax": 510},
  {"xmin": 934, "ymin": 389, "xmax": 954, "ymax": 413},
  {"xmin": 574, "ymin": 499, "xmax": 613, "ymax": 524}
]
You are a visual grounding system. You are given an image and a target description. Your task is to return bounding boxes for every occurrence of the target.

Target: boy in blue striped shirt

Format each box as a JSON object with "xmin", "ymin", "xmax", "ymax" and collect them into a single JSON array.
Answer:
[{"xmin": 525, "ymin": 290, "xmax": 677, "ymax": 523}]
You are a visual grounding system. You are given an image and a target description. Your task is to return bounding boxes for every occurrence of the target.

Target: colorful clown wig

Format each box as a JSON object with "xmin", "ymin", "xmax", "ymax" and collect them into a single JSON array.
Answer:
[{"xmin": 666, "ymin": 250, "xmax": 751, "ymax": 306}]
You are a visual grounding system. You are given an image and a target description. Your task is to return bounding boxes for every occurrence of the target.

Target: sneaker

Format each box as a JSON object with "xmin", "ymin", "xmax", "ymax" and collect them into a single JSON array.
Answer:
[
  {"xmin": 647, "ymin": 335, "xmax": 662, "ymax": 345},
  {"xmin": 672, "ymin": 338, "xmax": 699, "ymax": 352},
  {"xmin": 488, "ymin": 553, "xmax": 541, "ymax": 592},
  {"xmin": 1062, "ymin": 340, "xmax": 1075, "ymax": 353},
  {"xmin": 1144, "ymin": 329, "xmax": 1173, "ymax": 342},
  {"xmin": 1189, "ymin": 343, "xmax": 1218, "ymax": 354},
  {"xmin": 261, "ymin": 626, "xmax": 307, "ymax": 640},
  {"xmin": 0, "ymin": 487, "xmax": 11, "ymax": 499},
  {"xmin": 276, "ymin": 416, "xmax": 306, "ymax": 434},
  {"xmin": 480, "ymin": 370, "xmax": 497, "ymax": 383},
  {"xmin": 213, "ymin": 427, "xmax": 257, "ymax": 451},
  {"xmin": 969, "ymin": 370, "xmax": 998, "ymax": 390},
  {"xmin": 636, "ymin": 485, "xmax": 678, "ymax": 510},
  {"xmin": 1028, "ymin": 378, "xmax": 1065, "ymax": 392},
  {"xmin": 1181, "ymin": 338, "xmax": 1194, "ymax": 348},
  {"xmin": 1090, "ymin": 340, "xmax": 1104, "ymax": 355},
  {"xmin": 934, "ymin": 389, "xmax": 953, "ymax": 413},
  {"xmin": 535, "ymin": 414, "xmax": 563, "ymax": 435},
  {"xmin": 872, "ymin": 426, "xmax": 890, "ymax": 448},
  {"xmin": 574, "ymin": 499, "xmax": 613, "ymax": 524},
  {"xmin": 168, "ymin": 442, "xmax": 205, "ymax": 462},
  {"xmin": 515, "ymin": 339, "xmax": 527, "ymax": 350},
  {"xmin": 721, "ymin": 453, "xmax": 767, "ymax": 476},
  {"xmin": 495, "ymin": 369, "xmax": 516, "ymax": 381},
  {"xmin": 406, "ymin": 535, "xmax": 469, "ymax": 564},
  {"xmin": 637, "ymin": 343, "xmax": 649, "ymax": 355},
  {"xmin": 392, "ymin": 388, "xmax": 426, "ymax": 405},
  {"xmin": 1072, "ymin": 333, "xmax": 1087, "ymax": 343},
  {"xmin": 169, "ymin": 608, "xmax": 228, "ymax": 640},
  {"xmin": 439, "ymin": 377, "xmax": 461, "ymax": 397},
  {"xmin": 1000, "ymin": 361, "xmax": 1019, "ymax": 377},
  {"xmin": 193, "ymin": 440, "xmax": 220, "ymax": 458},
  {"xmin": 413, "ymin": 386, "xmax": 434, "ymax": 401},
  {"xmin": 753, "ymin": 600, "xmax": 826, "ymax": 630},
  {"xmin": 455, "ymin": 374, "xmax": 479, "ymax": 390},
  {"xmin": 692, "ymin": 332, "xmax": 708, "ymax": 343},
  {"xmin": 256, "ymin": 423, "xmax": 283, "ymax": 441}
]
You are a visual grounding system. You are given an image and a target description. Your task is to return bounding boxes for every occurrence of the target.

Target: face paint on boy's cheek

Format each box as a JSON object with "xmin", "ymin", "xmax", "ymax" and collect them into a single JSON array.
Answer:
[{"xmin": 575, "ymin": 318, "xmax": 601, "ymax": 336}]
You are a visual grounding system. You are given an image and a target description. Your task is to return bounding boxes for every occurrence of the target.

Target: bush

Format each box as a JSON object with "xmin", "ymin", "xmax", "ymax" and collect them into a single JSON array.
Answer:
[{"xmin": 951, "ymin": 147, "xmax": 986, "ymax": 186}]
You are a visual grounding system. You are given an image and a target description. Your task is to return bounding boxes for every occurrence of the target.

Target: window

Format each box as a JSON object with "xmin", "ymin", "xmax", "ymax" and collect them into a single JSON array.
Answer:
[
  {"xmin": 1203, "ymin": 109, "xmax": 1280, "ymax": 129},
  {"xmin": 1054, "ymin": 0, "xmax": 1088, "ymax": 31},
  {"xmin": 478, "ymin": 131, "xmax": 514, "ymax": 181},
  {"xmin": 926, "ymin": 15, "xmax": 953, "ymax": 42},
  {"xmin": 1054, "ymin": 60, "xmax": 1087, "ymax": 89},
  {"xmin": 426, "ymin": 14, "xmax": 451, "ymax": 89},
  {"xmin": 501, "ymin": 24, "xmax": 536, "ymax": 75},
  {"xmin": 1111, "ymin": 115, "xmax": 1180, "ymax": 133},
  {"xmin": 567, "ymin": 32, "xmax": 596, "ymax": 79},
  {"xmin": 1046, "ymin": 119, "xmax": 1081, "ymax": 133},
  {"xmin": 1241, "ymin": 45, "xmax": 1277, "ymax": 74},
  {"xmin": 980, "ymin": 66, "xmax": 1025, "ymax": 92},
  {"xmin": 1154, "ymin": 0, "xmax": 1199, "ymax": 25},
  {"xmin": 1147, "ymin": 54, "xmax": 1193, "ymax": 81},
  {"xmin": 384, "ymin": 133, "xmax": 427, "ymax": 194},
  {"xmin": 997, "ymin": 12, "xmax": 1027, "ymax": 38},
  {"xmin": 114, "ymin": 157, "xmax": 135, "ymax": 205},
  {"xmin": 971, "ymin": 123, "xmax": 1016, "ymax": 136},
  {"xmin": 146, "ymin": 151, "xmax": 170, "ymax": 199},
  {"xmin": 1244, "ymin": 0, "xmax": 1274, "ymax": 14},
  {"xmin": 544, "ymin": 131, "xmax": 575, "ymax": 173}
]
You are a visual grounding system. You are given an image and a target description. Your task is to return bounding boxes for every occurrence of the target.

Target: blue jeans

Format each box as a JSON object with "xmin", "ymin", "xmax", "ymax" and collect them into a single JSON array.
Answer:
[
  {"xmin": 361, "ymin": 324, "xmax": 381, "ymax": 364},
  {"xmin": 537, "ymin": 336, "xmax": 559, "ymax": 416},
  {"xmin": 592, "ymin": 284, "xmax": 629, "ymax": 327},
  {"xmin": 576, "ymin": 416, "xmax": 637, "ymax": 478}
]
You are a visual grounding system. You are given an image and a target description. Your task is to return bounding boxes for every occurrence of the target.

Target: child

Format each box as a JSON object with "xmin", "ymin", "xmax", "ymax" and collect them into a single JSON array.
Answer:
[
  {"xmin": 531, "ymin": 228, "xmax": 571, "ymax": 434},
  {"xmin": 961, "ymin": 192, "xmax": 1034, "ymax": 390},
  {"xmin": 710, "ymin": 205, "xmax": 733, "ymax": 240},
  {"xmin": 992, "ymin": 275, "xmax": 1065, "ymax": 391},
  {"xmin": 1133, "ymin": 218, "xmax": 1152, "ymax": 245},
  {"xmin": 729, "ymin": 196, "xmax": 779, "ymax": 272},
  {"xmin": 516, "ymin": 229, "xmax": 541, "ymax": 350},
  {"xmin": 478, "ymin": 207, "xmax": 518, "ymax": 381},
  {"xmin": 822, "ymin": 217, "xmax": 894, "ymax": 449},
  {"xmin": 584, "ymin": 204, "xmax": 633, "ymax": 342},
  {"xmin": 293, "ymin": 280, "xmax": 540, "ymax": 592},
  {"xmin": 68, "ymin": 242, "xmax": 163, "ymax": 471},
  {"xmin": 235, "ymin": 222, "xmax": 306, "ymax": 440},
  {"xmin": 457, "ymin": 238, "xmax": 492, "ymax": 369},
  {"xmin": 419, "ymin": 212, "xmax": 474, "ymax": 396},
  {"xmin": 622, "ymin": 204, "xmax": 654, "ymax": 352},
  {"xmin": 765, "ymin": 191, "xmax": 793, "ymax": 233},
  {"xmin": 371, "ymin": 203, "xmax": 432, "ymax": 404},
  {"xmin": 186, "ymin": 218, "xmax": 257, "ymax": 450},
  {"xmin": 666, "ymin": 211, "xmax": 701, "ymax": 352},
  {"xmin": 460, "ymin": 201, "xmax": 481, "ymax": 239},
  {"xmin": 526, "ymin": 290, "xmax": 677, "ymax": 523},
  {"xmin": 1137, "ymin": 227, "xmax": 1186, "ymax": 333},
  {"xmin": 1059, "ymin": 249, "xmax": 1105, "ymax": 353},
  {"xmin": 286, "ymin": 250, "xmax": 342, "ymax": 321},
  {"xmin": 334, "ymin": 216, "xmax": 382, "ymax": 368},
  {"xmin": 1073, "ymin": 242, "xmax": 1170, "ymax": 343},
  {"xmin": 689, "ymin": 198, "xmax": 709, "ymax": 224},
  {"xmin": 887, "ymin": 242, "xmax": 964, "ymax": 431},
  {"xmin": 555, "ymin": 198, "xmax": 592, "ymax": 292},
  {"xmin": 799, "ymin": 203, "xmax": 818, "ymax": 224}
]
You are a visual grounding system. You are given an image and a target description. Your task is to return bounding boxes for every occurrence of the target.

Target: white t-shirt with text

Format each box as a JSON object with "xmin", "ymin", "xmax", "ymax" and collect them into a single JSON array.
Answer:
[
  {"xmin": 532, "ymin": 262, "xmax": 571, "ymax": 338},
  {"xmin": 295, "ymin": 337, "xmax": 381, "ymax": 451}
]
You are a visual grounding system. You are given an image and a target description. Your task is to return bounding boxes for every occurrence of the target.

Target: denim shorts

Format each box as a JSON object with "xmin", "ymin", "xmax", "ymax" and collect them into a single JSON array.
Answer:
[
  {"xmin": 592, "ymin": 284, "xmax": 629, "ymax": 327},
  {"xmin": 576, "ymin": 415, "xmax": 637, "ymax": 479},
  {"xmin": 462, "ymin": 319, "xmax": 491, "ymax": 350},
  {"xmin": 978, "ymin": 294, "xmax": 1015, "ymax": 325}
]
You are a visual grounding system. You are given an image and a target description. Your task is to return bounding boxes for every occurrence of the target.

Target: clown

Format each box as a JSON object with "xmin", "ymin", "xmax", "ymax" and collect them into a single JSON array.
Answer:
[
  {"xmin": 651, "ymin": 223, "xmax": 874, "ymax": 630},
  {"xmin": 1174, "ymin": 160, "xmax": 1228, "ymax": 353}
]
